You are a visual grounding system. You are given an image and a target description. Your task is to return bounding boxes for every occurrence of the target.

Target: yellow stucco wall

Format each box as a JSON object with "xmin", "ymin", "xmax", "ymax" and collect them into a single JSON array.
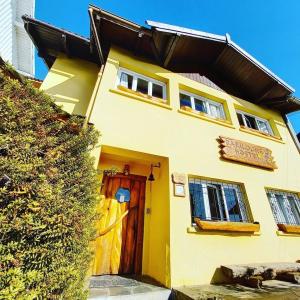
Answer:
[
  {"xmin": 41, "ymin": 47, "xmax": 300, "ymax": 288},
  {"xmin": 40, "ymin": 55, "xmax": 99, "ymax": 116}
]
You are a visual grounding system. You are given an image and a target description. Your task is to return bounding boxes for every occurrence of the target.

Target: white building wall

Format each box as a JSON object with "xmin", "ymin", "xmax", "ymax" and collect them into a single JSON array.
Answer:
[
  {"xmin": 0, "ymin": 0, "xmax": 35, "ymax": 77},
  {"xmin": 0, "ymin": 0, "xmax": 13, "ymax": 63}
]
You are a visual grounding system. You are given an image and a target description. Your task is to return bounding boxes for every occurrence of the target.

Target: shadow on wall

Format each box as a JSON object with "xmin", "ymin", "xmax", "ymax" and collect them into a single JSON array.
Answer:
[{"xmin": 41, "ymin": 57, "xmax": 99, "ymax": 116}]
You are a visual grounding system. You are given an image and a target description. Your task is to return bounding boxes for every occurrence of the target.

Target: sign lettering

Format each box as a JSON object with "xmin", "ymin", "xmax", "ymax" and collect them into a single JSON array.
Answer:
[{"xmin": 219, "ymin": 136, "xmax": 277, "ymax": 170}]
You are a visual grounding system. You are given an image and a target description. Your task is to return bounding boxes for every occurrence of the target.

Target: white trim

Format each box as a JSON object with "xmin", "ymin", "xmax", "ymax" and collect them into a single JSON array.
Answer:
[
  {"xmin": 237, "ymin": 110, "xmax": 273, "ymax": 135},
  {"xmin": 117, "ymin": 67, "xmax": 167, "ymax": 100},
  {"xmin": 201, "ymin": 183, "xmax": 211, "ymax": 220},
  {"xmin": 179, "ymin": 90, "xmax": 225, "ymax": 119}
]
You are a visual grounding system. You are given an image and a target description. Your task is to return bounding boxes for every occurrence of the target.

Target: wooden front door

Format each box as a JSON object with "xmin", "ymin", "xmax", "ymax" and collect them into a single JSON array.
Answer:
[{"xmin": 92, "ymin": 174, "xmax": 146, "ymax": 275}]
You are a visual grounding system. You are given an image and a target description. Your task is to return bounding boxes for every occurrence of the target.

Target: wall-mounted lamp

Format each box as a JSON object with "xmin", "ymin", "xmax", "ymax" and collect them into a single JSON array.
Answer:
[{"xmin": 148, "ymin": 163, "xmax": 161, "ymax": 181}]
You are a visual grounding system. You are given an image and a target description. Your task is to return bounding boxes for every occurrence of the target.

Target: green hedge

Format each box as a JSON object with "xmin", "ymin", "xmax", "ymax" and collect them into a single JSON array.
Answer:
[{"xmin": 0, "ymin": 66, "xmax": 100, "ymax": 299}]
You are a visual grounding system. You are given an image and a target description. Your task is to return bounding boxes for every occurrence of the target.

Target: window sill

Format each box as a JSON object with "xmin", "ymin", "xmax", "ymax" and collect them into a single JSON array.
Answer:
[
  {"xmin": 239, "ymin": 126, "xmax": 284, "ymax": 144},
  {"xmin": 277, "ymin": 224, "xmax": 300, "ymax": 235},
  {"xmin": 178, "ymin": 108, "xmax": 235, "ymax": 129},
  {"xmin": 109, "ymin": 87, "xmax": 172, "ymax": 110},
  {"xmin": 190, "ymin": 218, "xmax": 261, "ymax": 234}
]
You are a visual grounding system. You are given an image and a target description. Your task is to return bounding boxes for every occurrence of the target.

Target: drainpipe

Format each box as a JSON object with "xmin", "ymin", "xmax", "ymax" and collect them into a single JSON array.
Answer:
[
  {"xmin": 84, "ymin": 7, "xmax": 106, "ymax": 128},
  {"xmin": 84, "ymin": 64, "xmax": 104, "ymax": 128},
  {"xmin": 283, "ymin": 114, "xmax": 300, "ymax": 154}
]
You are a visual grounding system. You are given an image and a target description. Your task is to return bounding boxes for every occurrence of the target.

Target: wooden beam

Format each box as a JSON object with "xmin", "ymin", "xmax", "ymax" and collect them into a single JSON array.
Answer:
[
  {"xmin": 61, "ymin": 34, "xmax": 69, "ymax": 56},
  {"xmin": 277, "ymin": 223, "xmax": 300, "ymax": 234},
  {"xmin": 277, "ymin": 272, "xmax": 300, "ymax": 284},
  {"xmin": 88, "ymin": 8, "xmax": 104, "ymax": 65},
  {"xmin": 24, "ymin": 21, "xmax": 50, "ymax": 69},
  {"xmin": 255, "ymin": 82, "xmax": 277, "ymax": 103},
  {"xmin": 213, "ymin": 44, "xmax": 229, "ymax": 67},
  {"xmin": 221, "ymin": 262, "xmax": 300, "ymax": 281},
  {"xmin": 150, "ymin": 31, "xmax": 163, "ymax": 65},
  {"xmin": 163, "ymin": 33, "xmax": 180, "ymax": 68},
  {"xmin": 194, "ymin": 218, "xmax": 260, "ymax": 233},
  {"xmin": 133, "ymin": 31, "xmax": 143, "ymax": 56}
]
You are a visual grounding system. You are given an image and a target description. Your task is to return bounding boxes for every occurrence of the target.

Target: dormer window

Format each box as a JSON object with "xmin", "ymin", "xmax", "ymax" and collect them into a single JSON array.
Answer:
[
  {"xmin": 179, "ymin": 91, "xmax": 225, "ymax": 119},
  {"xmin": 117, "ymin": 68, "xmax": 166, "ymax": 100},
  {"xmin": 237, "ymin": 111, "xmax": 273, "ymax": 135}
]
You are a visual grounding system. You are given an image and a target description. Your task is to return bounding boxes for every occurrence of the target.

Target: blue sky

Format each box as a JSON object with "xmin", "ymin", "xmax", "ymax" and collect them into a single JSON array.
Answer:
[{"xmin": 35, "ymin": 0, "xmax": 300, "ymax": 133}]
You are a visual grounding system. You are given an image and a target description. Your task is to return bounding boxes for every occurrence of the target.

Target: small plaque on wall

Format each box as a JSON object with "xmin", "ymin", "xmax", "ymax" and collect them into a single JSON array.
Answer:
[
  {"xmin": 174, "ymin": 183, "xmax": 185, "ymax": 197},
  {"xmin": 172, "ymin": 173, "xmax": 186, "ymax": 197}
]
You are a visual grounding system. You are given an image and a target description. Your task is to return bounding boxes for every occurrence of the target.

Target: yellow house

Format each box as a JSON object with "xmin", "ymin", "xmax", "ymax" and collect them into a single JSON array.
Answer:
[{"xmin": 23, "ymin": 6, "xmax": 300, "ymax": 289}]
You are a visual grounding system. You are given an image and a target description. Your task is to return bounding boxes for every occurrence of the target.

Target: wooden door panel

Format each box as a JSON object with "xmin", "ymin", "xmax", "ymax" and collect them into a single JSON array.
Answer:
[
  {"xmin": 122, "ymin": 207, "xmax": 138, "ymax": 274},
  {"xmin": 93, "ymin": 174, "xmax": 146, "ymax": 276}
]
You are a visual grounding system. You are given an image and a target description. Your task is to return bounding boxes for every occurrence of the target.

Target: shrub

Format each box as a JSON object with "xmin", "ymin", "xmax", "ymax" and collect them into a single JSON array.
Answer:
[{"xmin": 0, "ymin": 65, "xmax": 99, "ymax": 299}]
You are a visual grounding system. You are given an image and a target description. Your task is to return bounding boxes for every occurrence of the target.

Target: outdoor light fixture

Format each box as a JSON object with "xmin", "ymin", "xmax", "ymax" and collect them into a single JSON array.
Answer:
[{"xmin": 148, "ymin": 163, "xmax": 161, "ymax": 181}]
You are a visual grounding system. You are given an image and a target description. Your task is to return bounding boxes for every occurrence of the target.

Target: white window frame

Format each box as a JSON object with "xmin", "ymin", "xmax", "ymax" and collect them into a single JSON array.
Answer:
[
  {"xmin": 191, "ymin": 179, "xmax": 248, "ymax": 222},
  {"xmin": 179, "ymin": 90, "xmax": 225, "ymax": 119},
  {"xmin": 117, "ymin": 67, "xmax": 167, "ymax": 100},
  {"xmin": 267, "ymin": 191, "xmax": 300, "ymax": 225},
  {"xmin": 237, "ymin": 110, "xmax": 273, "ymax": 135}
]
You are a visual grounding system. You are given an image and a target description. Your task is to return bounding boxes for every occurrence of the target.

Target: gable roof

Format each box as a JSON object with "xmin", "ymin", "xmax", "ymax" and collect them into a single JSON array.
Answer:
[{"xmin": 22, "ymin": 5, "xmax": 300, "ymax": 114}]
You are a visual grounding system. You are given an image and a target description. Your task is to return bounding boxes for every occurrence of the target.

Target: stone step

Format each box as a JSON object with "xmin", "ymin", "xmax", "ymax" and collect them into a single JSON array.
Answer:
[
  {"xmin": 88, "ymin": 275, "xmax": 171, "ymax": 300},
  {"xmin": 89, "ymin": 289, "xmax": 171, "ymax": 300}
]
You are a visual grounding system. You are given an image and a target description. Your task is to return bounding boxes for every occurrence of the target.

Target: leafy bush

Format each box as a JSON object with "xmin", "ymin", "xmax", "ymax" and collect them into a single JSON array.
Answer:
[{"xmin": 0, "ymin": 65, "xmax": 99, "ymax": 299}]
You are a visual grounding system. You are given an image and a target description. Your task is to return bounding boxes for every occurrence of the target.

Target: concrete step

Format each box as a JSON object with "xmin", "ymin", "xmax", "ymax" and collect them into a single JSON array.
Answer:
[
  {"xmin": 88, "ymin": 275, "xmax": 171, "ymax": 300},
  {"xmin": 89, "ymin": 289, "xmax": 171, "ymax": 300}
]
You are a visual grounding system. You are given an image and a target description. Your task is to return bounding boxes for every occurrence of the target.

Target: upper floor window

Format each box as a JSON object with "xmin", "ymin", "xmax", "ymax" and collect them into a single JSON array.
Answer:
[
  {"xmin": 117, "ymin": 68, "xmax": 167, "ymax": 100},
  {"xmin": 237, "ymin": 111, "xmax": 273, "ymax": 135},
  {"xmin": 189, "ymin": 178, "xmax": 251, "ymax": 223},
  {"xmin": 267, "ymin": 189, "xmax": 300, "ymax": 226},
  {"xmin": 179, "ymin": 91, "xmax": 225, "ymax": 119}
]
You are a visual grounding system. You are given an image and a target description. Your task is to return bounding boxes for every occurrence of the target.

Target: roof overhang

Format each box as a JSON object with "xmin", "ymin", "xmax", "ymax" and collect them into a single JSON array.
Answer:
[
  {"xmin": 22, "ymin": 15, "xmax": 99, "ymax": 68},
  {"xmin": 23, "ymin": 5, "xmax": 300, "ymax": 114}
]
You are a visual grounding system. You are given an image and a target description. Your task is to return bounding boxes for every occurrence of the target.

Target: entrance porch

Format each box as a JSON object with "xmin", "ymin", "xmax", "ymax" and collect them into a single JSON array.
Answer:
[{"xmin": 91, "ymin": 146, "xmax": 171, "ymax": 287}]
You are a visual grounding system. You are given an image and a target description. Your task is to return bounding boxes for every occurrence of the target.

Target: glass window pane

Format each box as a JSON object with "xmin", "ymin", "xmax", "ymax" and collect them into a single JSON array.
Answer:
[
  {"xmin": 209, "ymin": 103, "xmax": 223, "ymax": 118},
  {"xmin": 136, "ymin": 78, "xmax": 149, "ymax": 95},
  {"xmin": 237, "ymin": 113, "xmax": 245, "ymax": 126},
  {"xmin": 120, "ymin": 72, "xmax": 133, "ymax": 89},
  {"xmin": 152, "ymin": 83, "xmax": 163, "ymax": 98},
  {"xmin": 287, "ymin": 196, "xmax": 300, "ymax": 224},
  {"xmin": 189, "ymin": 182, "xmax": 206, "ymax": 220},
  {"xmin": 257, "ymin": 119, "xmax": 271, "ymax": 134},
  {"xmin": 224, "ymin": 188, "xmax": 243, "ymax": 222},
  {"xmin": 180, "ymin": 93, "xmax": 192, "ymax": 108},
  {"xmin": 207, "ymin": 184, "xmax": 225, "ymax": 221},
  {"xmin": 267, "ymin": 190, "xmax": 300, "ymax": 225},
  {"xmin": 244, "ymin": 115, "xmax": 258, "ymax": 129},
  {"xmin": 275, "ymin": 194, "xmax": 290, "ymax": 224},
  {"xmin": 189, "ymin": 179, "xmax": 249, "ymax": 224},
  {"xmin": 194, "ymin": 98, "xmax": 206, "ymax": 112}
]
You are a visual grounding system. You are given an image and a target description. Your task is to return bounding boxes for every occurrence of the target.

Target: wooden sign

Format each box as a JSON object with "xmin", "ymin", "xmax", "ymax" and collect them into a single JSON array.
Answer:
[
  {"xmin": 219, "ymin": 136, "xmax": 277, "ymax": 170},
  {"xmin": 172, "ymin": 173, "xmax": 186, "ymax": 184}
]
